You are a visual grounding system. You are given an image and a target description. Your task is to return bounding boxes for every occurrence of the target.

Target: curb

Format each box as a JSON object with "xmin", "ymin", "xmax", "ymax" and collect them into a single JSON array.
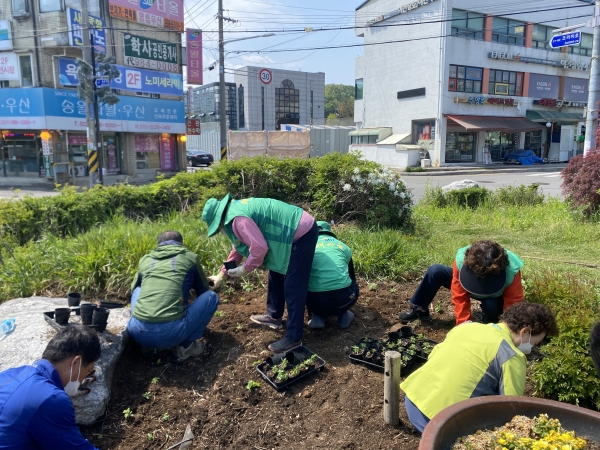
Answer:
[{"xmin": 399, "ymin": 165, "xmax": 566, "ymax": 177}]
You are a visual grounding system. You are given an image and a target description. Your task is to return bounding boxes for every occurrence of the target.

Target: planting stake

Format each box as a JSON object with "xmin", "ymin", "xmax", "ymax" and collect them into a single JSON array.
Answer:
[{"xmin": 383, "ymin": 350, "xmax": 401, "ymax": 426}]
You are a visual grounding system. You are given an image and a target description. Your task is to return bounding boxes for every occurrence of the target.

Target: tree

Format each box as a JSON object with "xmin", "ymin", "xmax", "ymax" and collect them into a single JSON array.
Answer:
[
  {"xmin": 324, "ymin": 84, "xmax": 355, "ymax": 119},
  {"xmin": 76, "ymin": 53, "xmax": 120, "ymax": 106}
]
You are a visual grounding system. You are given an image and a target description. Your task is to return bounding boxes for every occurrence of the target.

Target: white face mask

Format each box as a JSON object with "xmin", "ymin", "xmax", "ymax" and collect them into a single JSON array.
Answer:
[
  {"xmin": 518, "ymin": 333, "xmax": 533, "ymax": 355},
  {"xmin": 64, "ymin": 360, "xmax": 82, "ymax": 397}
]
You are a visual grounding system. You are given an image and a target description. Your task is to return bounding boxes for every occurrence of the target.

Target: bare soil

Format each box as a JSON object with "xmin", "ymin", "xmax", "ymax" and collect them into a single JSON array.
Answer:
[{"xmin": 81, "ymin": 277, "xmax": 456, "ymax": 450}]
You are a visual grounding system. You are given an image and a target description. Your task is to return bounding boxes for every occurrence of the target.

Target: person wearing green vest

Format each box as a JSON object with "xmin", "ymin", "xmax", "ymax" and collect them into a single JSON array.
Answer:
[
  {"xmin": 400, "ymin": 302, "xmax": 558, "ymax": 433},
  {"xmin": 398, "ymin": 240, "xmax": 524, "ymax": 325},
  {"xmin": 127, "ymin": 231, "xmax": 219, "ymax": 362},
  {"xmin": 306, "ymin": 221, "xmax": 359, "ymax": 329},
  {"xmin": 202, "ymin": 195, "xmax": 319, "ymax": 353}
]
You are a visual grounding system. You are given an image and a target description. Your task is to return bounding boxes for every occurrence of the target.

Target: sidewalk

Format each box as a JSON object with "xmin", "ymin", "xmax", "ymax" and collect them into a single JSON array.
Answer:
[{"xmin": 399, "ymin": 162, "xmax": 568, "ymax": 177}]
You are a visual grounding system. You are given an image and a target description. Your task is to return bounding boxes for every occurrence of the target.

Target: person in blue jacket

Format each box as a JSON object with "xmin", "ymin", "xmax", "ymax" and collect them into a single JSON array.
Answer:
[{"xmin": 0, "ymin": 326, "xmax": 101, "ymax": 450}]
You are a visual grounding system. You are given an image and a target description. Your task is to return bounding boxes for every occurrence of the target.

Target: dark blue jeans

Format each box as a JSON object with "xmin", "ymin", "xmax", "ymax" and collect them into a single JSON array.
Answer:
[
  {"xmin": 266, "ymin": 222, "xmax": 319, "ymax": 342},
  {"xmin": 410, "ymin": 264, "xmax": 504, "ymax": 323},
  {"xmin": 405, "ymin": 395, "xmax": 430, "ymax": 433},
  {"xmin": 128, "ymin": 287, "xmax": 219, "ymax": 349},
  {"xmin": 306, "ymin": 282, "xmax": 359, "ymax": 318}
]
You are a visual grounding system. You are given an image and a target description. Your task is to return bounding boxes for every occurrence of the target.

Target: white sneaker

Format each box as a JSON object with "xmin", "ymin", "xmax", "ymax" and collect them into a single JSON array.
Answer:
[{"xmin": 174, "ymin": 341, "xmax": 205, "ymax": 362}]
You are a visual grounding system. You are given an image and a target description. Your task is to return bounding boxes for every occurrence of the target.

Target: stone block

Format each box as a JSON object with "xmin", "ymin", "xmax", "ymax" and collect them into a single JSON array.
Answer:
[
  {"xmin": 0, "ymin": 297, "xmax": 130, "ymax": 425},
  {"xmin": 442, "ymin": 179, "xmax": 480, "ymax": 193}
]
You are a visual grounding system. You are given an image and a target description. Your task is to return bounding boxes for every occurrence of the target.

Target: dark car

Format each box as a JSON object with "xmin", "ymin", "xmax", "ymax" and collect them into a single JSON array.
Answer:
[{"xmin": 186, "ymin": 150, "xmax": 214, "ymax": 167}]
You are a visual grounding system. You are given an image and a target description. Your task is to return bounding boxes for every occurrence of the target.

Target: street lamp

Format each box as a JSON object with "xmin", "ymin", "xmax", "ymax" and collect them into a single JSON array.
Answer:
[{"xmin": 218, "ymin": 7, "xmax": 275, "ymax": 161}]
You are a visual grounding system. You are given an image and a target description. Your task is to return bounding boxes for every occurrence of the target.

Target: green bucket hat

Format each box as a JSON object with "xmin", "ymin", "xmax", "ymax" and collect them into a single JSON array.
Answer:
[
  {"xmin": 202, "ymin": 194, "xmax": 233, "ymax": 237},
  {"xmin": 317, "ymin": 220, "xmax": 337, "ymax": 238}
]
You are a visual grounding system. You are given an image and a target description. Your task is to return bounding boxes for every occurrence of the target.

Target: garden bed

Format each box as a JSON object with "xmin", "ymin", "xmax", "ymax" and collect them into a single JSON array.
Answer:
[{"xmin": 80, "ymin": 278, "xmax": 455, "ymax": 449}]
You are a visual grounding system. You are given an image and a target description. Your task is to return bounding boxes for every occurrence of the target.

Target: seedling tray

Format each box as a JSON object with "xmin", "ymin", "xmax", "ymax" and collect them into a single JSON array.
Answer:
[
  {"xmin": 43, "ymin": 310, "xmax": 99, "ymax": 331},
  {"xmin": 349, "ymin": 351, "xmax": 415, "ymax": 372},
  {"xmin": 256, "ymin": 346, "xmax": 326, "ymax": 391}
]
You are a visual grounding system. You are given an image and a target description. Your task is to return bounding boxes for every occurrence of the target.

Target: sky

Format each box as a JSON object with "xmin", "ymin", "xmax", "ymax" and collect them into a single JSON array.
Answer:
[{"xmin": 184, "ymin": 0, "xmax": 365, "ymax": 86}]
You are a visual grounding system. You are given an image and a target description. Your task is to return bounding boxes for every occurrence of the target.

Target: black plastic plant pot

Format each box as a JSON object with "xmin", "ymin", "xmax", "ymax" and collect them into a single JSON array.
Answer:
[
  {"xmin": 67, "ymin": 292, "xmax": 82, "ymax": 307},
  {"xmin": 266, "ymin": 352, "xmax": 287, "ymax": 366},
  {"xmin": 351, "ymin": 349, "xmax": 365, "ymax": 360},
  {"xmin": 95, "ymin": 322, "xmax": 108, "ymax": 333},
  {"xmin": 257, "ymin": 346, "xmax": 326, "ymax": 391},
  {"xmin": 371, "ymin": 352, "xmax": 383, "ymax": 366},
  {"xmin": 285, "ymin": 347, "xmax": 311, "ymax": 365},
  {"xmin": 359, "ymin": 337, "xmax": 375, "ymax": 346},
  {"xmin": 400, "ymin": 326, "xmax": 413, "ymax": 337},
  {"xmin": 388, "ymin": 331, "xmax": 401, "ymax": 341},
  {"xmin": 54, "ymin": 308, "xmax": 71, "ymax": 325},
  {"xmin": 80, "ymin": 303, "xmax": 97, "ymax": 326},
  {"xmin": 223, "ymin": 261, "xmax": 237, "ymax": 271},
  {"xmin": 92, "ymin": 307, "xmax": 109, "ymax": 331}
]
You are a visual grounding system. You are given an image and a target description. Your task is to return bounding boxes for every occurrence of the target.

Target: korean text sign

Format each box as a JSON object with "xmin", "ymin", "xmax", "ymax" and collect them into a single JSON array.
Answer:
[
  {"xmin": 58, "ymin": 57, "xmax": 183, "ymax": 96},
  {"xmin": 123, "ymin": 33, "xmax": 178, "ymax": 73},
  {"xmin": 160, "ymin": 135, "xmax": 175, "ymax": 170},
  {"xmin": 67, "ymin": 8, "xmax": 106, "ymax": 54},
  {"xmin": 108, "ymin": 0, "xmax": 183, "ymax": 31},
  {"xmin": 186, "ymin": 29, "xmax": 203, "ymax": 85},
  {"xmin": 0, "ymin": 52, "xmax": 19, "ymax": 81}
]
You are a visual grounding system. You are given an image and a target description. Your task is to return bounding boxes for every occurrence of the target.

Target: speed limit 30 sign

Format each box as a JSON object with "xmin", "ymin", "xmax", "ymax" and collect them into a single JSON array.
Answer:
[{"xmin": 259, "ymin": 68, "xmax": 272, "ymax": 85}]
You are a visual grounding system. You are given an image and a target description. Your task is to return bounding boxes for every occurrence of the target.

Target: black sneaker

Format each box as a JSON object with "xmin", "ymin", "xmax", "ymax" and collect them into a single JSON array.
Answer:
[{"xmin": 398, "ymin": 306, "xmax": 432, "ymax": 323}]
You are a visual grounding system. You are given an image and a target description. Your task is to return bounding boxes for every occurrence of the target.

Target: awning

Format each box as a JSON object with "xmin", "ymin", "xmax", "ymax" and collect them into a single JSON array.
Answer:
[
  {"xmin": 526, "ymin": 110, "xmax": 585, "ymax": 122},
  {"xmin": 446, "ymin": 115, "xmax": 545, "ymax": 132},
  {"xmin": 349, "ymin": 127, "xmax": 392, "ymax": 136},
  {"xmin": 378, "ymin": 133, "xmax": 411, "ymax": 145}
]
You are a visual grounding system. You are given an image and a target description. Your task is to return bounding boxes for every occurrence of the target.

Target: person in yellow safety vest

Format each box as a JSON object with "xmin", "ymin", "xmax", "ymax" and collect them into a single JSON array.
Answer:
[{"xmin": 400, "ymin": 302, "xmax": 558, "ymax": 433}]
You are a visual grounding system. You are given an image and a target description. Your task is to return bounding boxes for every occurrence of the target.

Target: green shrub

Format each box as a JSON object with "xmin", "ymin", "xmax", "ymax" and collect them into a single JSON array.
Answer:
[
  {"xmin": 421, "ymin": 185, "xmax": 490, "ymax": 209},
  {"xmin": 526, "ymin": 270, "xmax": 600, "ymax": 408},
  {"xmin": 490, "ymin": 184, "xmax": 545, "ymax": 207}
]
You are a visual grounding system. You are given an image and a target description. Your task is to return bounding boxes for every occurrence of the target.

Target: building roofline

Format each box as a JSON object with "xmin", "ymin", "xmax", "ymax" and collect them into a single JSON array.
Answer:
[{"xmin": 356, "ymin": 0, "xmax": 372, "ymax": 11}]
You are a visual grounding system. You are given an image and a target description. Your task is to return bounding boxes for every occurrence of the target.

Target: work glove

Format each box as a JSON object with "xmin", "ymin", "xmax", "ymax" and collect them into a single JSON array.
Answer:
[
  {"xmin": 227, "ymin": 265, "xmax": 248, "ymax": 278},
  {"xmin": 207, "ymin": 272, "xmax": 225, "ymax": 290}
]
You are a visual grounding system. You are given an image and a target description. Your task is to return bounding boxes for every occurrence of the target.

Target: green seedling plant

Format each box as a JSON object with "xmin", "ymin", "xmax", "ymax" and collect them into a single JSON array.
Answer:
[
  {"xmin": 236, "ymin": 323, "xmax": 243, "ymax": 331},
  {"xmin": 123, "ymin": 408, "xmax": 134, "ymax": 420},
  {"xmin": 252, "ymin": 360, "xmax": 262, "ymax": 366},
  {"xmin": 369, "ymin": 283, "xmax": 377, "ymax": 291},
  {"xmin": 147, "ymin": 433, "xmax": 154, "ymax": 441},
  {"xmin": 151, "ymin": 377, "xmax": 160, "ymax": 384},
  {"xmin": 351, "ymin": 345, "xmax": 363, "ymax": 355},
  {"xmin": 288, "ymin": 366, "xmax": 301, "ymax": 378},
  {"xmin": 142, "ymin": 392, "xmax": 151, "ymax": 400},
  {"xmin": 214, "ymin": 311, "xmax": 226, "ymax": 317},
  {"xmin": 246, "ymin": 380, "xmax": 261, "ymax": 391},
  {"xmin": 161, "ymin": 413, "xmax": 169, "ymax": 422},
  {"xmin": 389, "ymin": 288, "xmax": 397, "ymax": 293},
  {"xmin": 276, "ymin": 371, "xmax": 289, "ymax": 383},
  {"xmin": 243, "ymin": 281, "xmax": 254, "ymax": 292},
  {"xmin": 276, "ymin": 358, "xmax": 289, "ymax": 372}
]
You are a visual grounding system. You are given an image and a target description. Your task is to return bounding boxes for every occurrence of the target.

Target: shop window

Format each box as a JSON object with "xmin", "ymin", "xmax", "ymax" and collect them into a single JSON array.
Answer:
[
  {"xmin": 489, "ymin": 70, "xmax": 523, "ymax": 96},
  {"xmin": 532, "ymin": 24, "xmax": 559, "ymax": 52},
  {"xmin": 449, "ymin": 65, "xmax": 482, "ymax": 93},
  {"xmin": 446, "ymin": 133, "xmax": 476, "ymax": 163},
  {"xmin": 570, "ymin": 33, "xmax": 593, "ymax": 56},
  {"xmin": 413, "ymin": 119, "xmax": 436, "ymax": 144},
  {"xmin": 275, "ymin": 79, "xmax": 300, "ymax": 129},
  {"xmin": 19, "ymin": 55, "xmax": 33, "ymax": 87},
  {"xmin": 451, "ymin": 9, "xmax": 485, "ymax": 40},
  {"xmin": 492, "ymin": 17, "xmax": 525, "ymax": 46},
  {"xmin": 135, "ymin": 134, "xmax": 160, "ymax": 170},
  {"xmin": 355, "ymin": 78, "xmax": 363, "ymax": 100},
  {"xmin": 39, "ymin": 0, "xmax": 63, "ymax": 12}
]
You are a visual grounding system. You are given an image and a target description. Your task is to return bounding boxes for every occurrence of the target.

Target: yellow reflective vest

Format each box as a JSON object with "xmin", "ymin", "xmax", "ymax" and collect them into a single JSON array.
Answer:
[{"xmin": 400, "ymin": 322, "xmax": 526, "ymax": 420}]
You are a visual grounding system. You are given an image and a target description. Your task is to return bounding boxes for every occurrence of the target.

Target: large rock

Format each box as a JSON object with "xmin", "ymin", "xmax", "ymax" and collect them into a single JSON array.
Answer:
[
  {"xmin": 0, "ymin": 297, "xmax": 130, "ymax": 425},
  {"xmin": 442, "ymin": 179, "xmax": 480, "ymax": 193}
]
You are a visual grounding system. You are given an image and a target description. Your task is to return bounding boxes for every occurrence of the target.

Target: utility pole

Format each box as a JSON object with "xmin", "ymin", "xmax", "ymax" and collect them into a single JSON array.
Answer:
[
  {"xmin": 90, "ymin": 35, "xmax": 103, "ymax": 184},
  {"xmin": 81, "ymin": 0, "xmax": 99, "ymax": 186},
  {"xmin": 584, "ymin": 0, "xmax": 600, "ymax": 156},
  {"xmin": 218, "ymin": 0, "xmax": 227, "ymax": 161}
]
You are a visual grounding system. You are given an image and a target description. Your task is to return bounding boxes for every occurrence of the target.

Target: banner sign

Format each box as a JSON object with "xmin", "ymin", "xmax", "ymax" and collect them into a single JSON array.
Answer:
[
  {"xmin": 488, "ymin": 50, "xmax": 590, "ymax": 71},
  {"xmin": 67, "ymin": 8, "xmax": 106, "ymax": 54},
  {"xmin": 123, "ymin": 33, "xmax": 178, "ymax": 73},
  {"xmin": 58, "ymin": 57, "xmax": 183, "ymax": 96},
  {"xmin": 0, "ymin": 88, "xmax": 185, "ymax": 133},
  {"xmin": 186, "ymin": 29, "xmax": 203, "ymax": 85},
  {"xmin": 108, "ymin": 0, "xmax": 183, "ymax": 31},
  {"xmin": 564, "ymin": 77, "xmax": 589, "ymax": 102},
  {"xmin": 134, "ymin": 134, "xmax": 159, "ymax": 152},
  {"xmin": 186, "ymin": 118, "xmax": 201, "ymax": 135},
  {"xmin": 528, "ymin": 73, "xmax": 560, "ymax": 99},
  {"xmin": 160, "ymin": 135, "xmax": 176, "ymax": 170},
  {"xmin": 0, "ymin": 20, "xmax": 13, "ymax": 51},
  {"xmin": 0, "ymin": 51, "xmax": 19, "ymax": 81},
  {"xmin": 453, "ymin": 96, "xmax": 518, "ymax": 107},
  {"xmin": 532, "ymin": 98, "xmax": 587, "ymax": 108}
]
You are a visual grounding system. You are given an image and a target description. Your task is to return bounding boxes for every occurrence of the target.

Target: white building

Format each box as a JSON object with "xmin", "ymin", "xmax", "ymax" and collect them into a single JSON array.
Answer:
[
  {"xmin": 233, "ymin": 66, "xmax": 325, "ymax": 131},
  {"xmin": 353, "ymin": 0, "xmax": 593, "ymax": 166}
]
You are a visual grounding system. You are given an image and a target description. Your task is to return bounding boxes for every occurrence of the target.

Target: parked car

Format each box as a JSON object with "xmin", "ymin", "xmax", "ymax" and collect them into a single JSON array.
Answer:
[{"xmin": 186, "ymin": 150, "xmax": 214, "ymax": 167}]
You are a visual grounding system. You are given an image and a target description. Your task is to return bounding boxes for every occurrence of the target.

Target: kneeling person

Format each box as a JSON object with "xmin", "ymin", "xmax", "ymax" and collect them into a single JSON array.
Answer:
[
  {"xmin": 127, "ymin": 231, "xmax": 219, "ymax": 362},
  {"xmin": 306, "ymin": 221, "xmax": 359, "ymax": 329}
]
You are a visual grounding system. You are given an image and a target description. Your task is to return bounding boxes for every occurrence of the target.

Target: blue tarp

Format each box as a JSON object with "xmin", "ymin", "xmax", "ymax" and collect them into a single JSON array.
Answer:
[{"xmin": 503, "ymin": 149, "xmax": 545, "ymax": 166}]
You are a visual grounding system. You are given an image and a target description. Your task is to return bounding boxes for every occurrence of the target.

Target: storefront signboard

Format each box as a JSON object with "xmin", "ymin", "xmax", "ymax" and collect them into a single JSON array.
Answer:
[
  {"xmin": 367, "ymin": 0, "xmax": 437, "ymax": 25},
  {"xmin": 41, "ymin": 138, "xmax": 53, "ymax": 156},
  {"xmin": 564, "ymin": 77, "xmax": 589, "ymax": 102},
  {"xmin": 532, "ymin": 98, "xmax": 587, "ymax": 108},
  {"xmin": 67, "ymin": 8, "xmax": 106, "ymax": 54},
  {"xmin": 0, "ymin": 20, "xmax": 13, "ymax": 51},
  {"xmin": 528, "ymin": 74, "xmax": 560, "ymax": 99},
  {"xmin": 68, "ymin": 134, "xmax": 88, "ymax": 145},
  {"xmin": 134, "ymin": 134, "xmax": 159, "ymax": 152},
  {"xmin": 160, "ymin": 135, "xmax": 175, "ymax": 170},
  {"xmin": 0, "ymin": 51, "xmax": 20, "ymax": 81},
  {"xmin": 487, "ymin": 51, "xmax": 590, "ymax": 71},
  {"xmin": 108, "ymin": 0, "xmax": 183, "ymax": 31},
  {"xmin": 123, "ymin": 33, "xmax": 178, "ymax": 73},
  {"xmin": 186, "ymin": 118, "xmax": 201, "ymax": 135},
  {"xmin": 454, "ymin": 96, "xmax": 518, "ymax": 107},
  {"xmin": 0, "ymin": 88, "xmax": 185, "ymax": 132},
  {"xmin": 58, "ymin": 57, "xmax": 183, "ymax": 96},
  {"xmin": 186, "ymin": 29, "xmax": 202, "ymax": 85}
]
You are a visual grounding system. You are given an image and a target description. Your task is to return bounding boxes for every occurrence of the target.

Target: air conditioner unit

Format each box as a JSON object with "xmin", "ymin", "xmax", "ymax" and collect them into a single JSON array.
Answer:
[{"xmin": 69, "ymin": 165, "xmax": 86, "ymax": 177}]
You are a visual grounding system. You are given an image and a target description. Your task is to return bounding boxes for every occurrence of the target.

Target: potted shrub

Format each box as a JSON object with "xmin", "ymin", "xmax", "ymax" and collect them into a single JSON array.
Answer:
[
  {"xmin": 364, "ymin": 350, "xmax": 374, "ymax": 362},
  {"xmin": 275, "ymin": 371, "xmax": 289, "ymax": 386},
  {"xmin": 288, "ymin": 365, "xmax": 301, "ymax": 380},
  {"xmin": 351, "ymin": 345, "xmax": 365, "ymax": 359}
]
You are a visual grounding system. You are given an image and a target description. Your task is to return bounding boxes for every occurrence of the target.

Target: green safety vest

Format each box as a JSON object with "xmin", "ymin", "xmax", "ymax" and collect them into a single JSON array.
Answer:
[
  {"xmin": 222, "ymin": 198, "xmax": 303, "ymax": 274},
  {"xmin": 455, "ymin": 246, "xmax": 524, "ymax": 299},
  {"xmin": 308, "ymin": 235, "xmax": 352, "ymax": 292}
]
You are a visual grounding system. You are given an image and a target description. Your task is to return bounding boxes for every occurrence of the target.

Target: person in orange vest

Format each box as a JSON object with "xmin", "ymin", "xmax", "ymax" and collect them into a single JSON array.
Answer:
[{"xmin": 398, "ymin": 240, "xmax": 524, "ymax": 325}]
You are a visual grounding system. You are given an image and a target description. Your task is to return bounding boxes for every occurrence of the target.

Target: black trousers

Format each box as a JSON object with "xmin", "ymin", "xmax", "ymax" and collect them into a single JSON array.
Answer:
[{"xmin": 306, "ymin": 282, "xmax": 359, "ymax": 318}]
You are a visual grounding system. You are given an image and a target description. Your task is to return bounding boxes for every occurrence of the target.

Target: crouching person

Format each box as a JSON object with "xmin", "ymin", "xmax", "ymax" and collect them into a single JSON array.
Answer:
[
  {"xmin": 306, "ymin": 221, "xmax": 359, "ymax": 329},
  {"xmin": 127, "ymin": 230, "xmax": 219, "ymax": 362},
  {"xmin": 0, "ymin": 326, "xmax": 101, "ymax": 449}
]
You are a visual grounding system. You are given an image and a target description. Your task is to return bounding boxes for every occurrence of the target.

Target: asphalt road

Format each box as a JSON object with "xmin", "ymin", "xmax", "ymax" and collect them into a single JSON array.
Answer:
[
  {"xmin": 0, "ymin": 188, "xmax": 61, "ymax": 199},
  {"xmin": 402, "ymin": 170, "xmax": 564, "ymax": 203}
]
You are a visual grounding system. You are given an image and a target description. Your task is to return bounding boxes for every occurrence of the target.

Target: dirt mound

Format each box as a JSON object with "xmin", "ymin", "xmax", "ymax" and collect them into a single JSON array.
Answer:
[{"xmin": 82, "ymin": 277, "xmax": 455, "ymax": 449}]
